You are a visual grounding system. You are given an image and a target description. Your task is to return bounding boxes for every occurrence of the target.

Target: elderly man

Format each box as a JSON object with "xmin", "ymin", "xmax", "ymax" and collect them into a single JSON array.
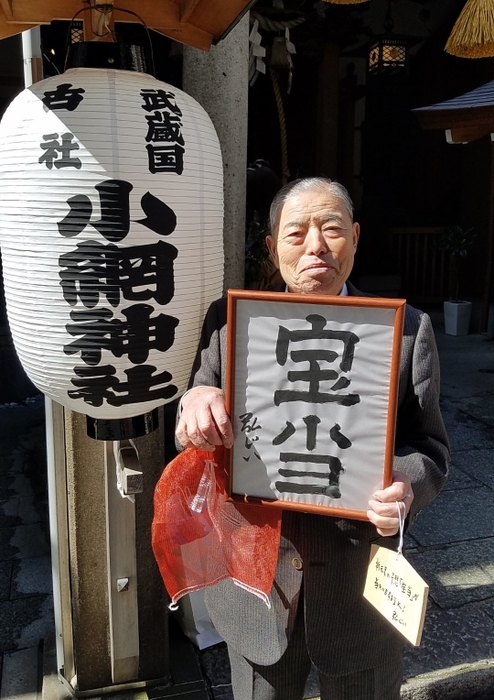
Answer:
[{"xmin": 176, "ymin": 178, "xmax": 449, "ymax": 700}]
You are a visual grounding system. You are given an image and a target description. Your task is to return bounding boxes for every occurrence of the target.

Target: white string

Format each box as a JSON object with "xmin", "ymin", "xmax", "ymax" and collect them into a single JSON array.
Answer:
[{"xmin": 396, "ymin": 500, "xmax": 406, "ymax": 555}]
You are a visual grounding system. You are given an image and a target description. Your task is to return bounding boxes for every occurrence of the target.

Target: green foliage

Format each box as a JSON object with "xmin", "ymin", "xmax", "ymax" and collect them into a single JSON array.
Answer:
[
  {"xmin": 435, "ymin": 225, "xmax": 476, "ymax": 258},
  {"xmin": 434, "ymin": 225, "xmax": 477, "ymax": 301},
  {"xmin": 245, "ymin": 211, "xmax": 270, "ymax": 289}
]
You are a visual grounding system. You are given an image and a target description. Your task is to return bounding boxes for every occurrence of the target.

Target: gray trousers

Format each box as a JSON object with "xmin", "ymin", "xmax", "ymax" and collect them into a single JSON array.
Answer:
[{"xmin": 227, "ymin": 593, "xmax": 403, "ymax": 700}]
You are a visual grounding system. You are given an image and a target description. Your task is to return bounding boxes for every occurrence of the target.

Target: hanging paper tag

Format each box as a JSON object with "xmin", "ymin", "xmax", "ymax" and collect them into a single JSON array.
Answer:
[
  {"xmin": 363, "ymin": 544, "xmax": 428, "ymax": 646},
  {"xmin": 249, "ymin": 19, "xmax": 260, "ymax": 44},
  {"xmin": 363, "ymin": 501, "xmax": 428, "ymax": 646},
  {"xmin": 252, "ymin": 43, "xmax": 267, "ymax": 58},
  {"xmin": 256, "ymin": 57, "xmax": 267, "ymax": 75},
  {"xmin": 364, "ymin": 501, "xmax": 429, "ymax": 647}
]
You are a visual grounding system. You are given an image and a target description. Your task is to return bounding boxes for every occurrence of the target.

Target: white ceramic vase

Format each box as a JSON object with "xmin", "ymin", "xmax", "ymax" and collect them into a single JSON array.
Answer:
[{"xmin": 443, "ymin": 300, "xmax": 472, "ymax": 336}]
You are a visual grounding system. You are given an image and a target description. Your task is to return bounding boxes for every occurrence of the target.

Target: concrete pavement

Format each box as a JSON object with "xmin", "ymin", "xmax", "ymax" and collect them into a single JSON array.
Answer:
[
  {"xmin": 0, "ymin": 395, "xmax": 53, "ymax": 700},
  {"xmin": 0, "ymin": 309, "xmax": 494, "ymax": 700},
  {"xmin": 401, "ymin": 312, "xmax": 494, "ymax": 700}
]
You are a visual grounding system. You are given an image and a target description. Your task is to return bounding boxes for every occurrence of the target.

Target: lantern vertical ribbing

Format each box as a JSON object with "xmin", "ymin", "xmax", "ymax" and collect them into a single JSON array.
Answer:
[{"xmin": 0, "ymin": 68, "xmax": 224, "ymax": 420}]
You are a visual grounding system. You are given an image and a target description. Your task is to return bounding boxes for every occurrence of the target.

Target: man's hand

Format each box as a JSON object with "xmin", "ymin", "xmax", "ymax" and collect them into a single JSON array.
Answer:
[
  {"xmin": 367, "ymin": 471, "xmax": 414, "ymax": 537},
  {"xmin": 176, "ymin": 386, "xmax": 233, "ymax": 452}
]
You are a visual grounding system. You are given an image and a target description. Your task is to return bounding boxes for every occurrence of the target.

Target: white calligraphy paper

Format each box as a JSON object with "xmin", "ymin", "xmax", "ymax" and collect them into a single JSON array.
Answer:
[{"xmin": 231, "ymin": 297, "xmax": 400, "ymax": 515}]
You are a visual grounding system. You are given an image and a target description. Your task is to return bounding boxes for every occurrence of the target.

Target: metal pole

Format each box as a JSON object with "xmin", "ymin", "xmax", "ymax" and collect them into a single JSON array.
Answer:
[
  {"xmin": 21, "ymin": 26, "xmax": 43, "ymax": 87},
  {"xmin": 45, "ymin": 398, "xmax": 76, "ymax": 687}
]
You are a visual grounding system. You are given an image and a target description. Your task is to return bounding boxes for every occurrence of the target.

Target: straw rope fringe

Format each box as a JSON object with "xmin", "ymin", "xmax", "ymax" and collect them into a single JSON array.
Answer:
[
  {"xmin": 445, "ymin": 0, "xmax": 494, "ymax": 58},
  {"xmin": 269, "ymin": 68, "xmax": 289, "ymax": 185}
]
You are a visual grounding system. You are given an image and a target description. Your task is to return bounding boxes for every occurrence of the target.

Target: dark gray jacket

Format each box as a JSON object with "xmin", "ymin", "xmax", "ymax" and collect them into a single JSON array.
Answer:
[{"xmin": 186, "ymin": 283, "xmax": 450, "ymax": 674}]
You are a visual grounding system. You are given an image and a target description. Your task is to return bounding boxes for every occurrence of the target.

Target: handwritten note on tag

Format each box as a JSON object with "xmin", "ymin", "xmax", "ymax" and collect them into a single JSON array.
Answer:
[{"xmin": 363, "ymin": 544, "xmax": 429, "ymax": 646}]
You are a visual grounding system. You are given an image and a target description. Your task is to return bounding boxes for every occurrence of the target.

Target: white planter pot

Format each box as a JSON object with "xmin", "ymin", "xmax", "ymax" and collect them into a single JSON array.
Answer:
[{"xmin": 443, "ymin": 300, "xmax": 472, "ymax": 336}]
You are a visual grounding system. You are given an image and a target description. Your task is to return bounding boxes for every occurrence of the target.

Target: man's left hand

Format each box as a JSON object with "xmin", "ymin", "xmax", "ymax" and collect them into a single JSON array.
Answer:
[{"xmin": 367, "ymin": 471, "xmax": 414, "ymax": 537}]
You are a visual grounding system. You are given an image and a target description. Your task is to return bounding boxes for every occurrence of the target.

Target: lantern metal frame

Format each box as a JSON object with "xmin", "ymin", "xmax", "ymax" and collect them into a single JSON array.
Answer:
[
  {"xmin": 366, "ymin": 0, "xmax": 415, "ymax": 77},
  {"xmin": 367, "ymin": 34, "xmax": 408, "ymax": 75},
  {"xmin": 63, "ymin": 3, "xmax": 156, "ymax": 75}
]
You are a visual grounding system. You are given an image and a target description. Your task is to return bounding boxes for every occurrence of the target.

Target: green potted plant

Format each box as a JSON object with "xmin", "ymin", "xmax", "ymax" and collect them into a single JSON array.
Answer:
[
  {"xmin": 245, "ymin": 212, "xmax": 283, "ymax": 291},
  {"xmin": 436, "ymin": 225, "xmax": 476, "ymax": 335},
  {"xmin": 245, "ymin": 212, "xmax": 270, "ymax": 289}
]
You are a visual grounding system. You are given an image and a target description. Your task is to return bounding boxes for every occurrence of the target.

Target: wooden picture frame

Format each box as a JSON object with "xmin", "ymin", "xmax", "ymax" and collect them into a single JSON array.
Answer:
[{"xmin": 225, "ymin": 289, "xmax": 406, "ymax": 521}]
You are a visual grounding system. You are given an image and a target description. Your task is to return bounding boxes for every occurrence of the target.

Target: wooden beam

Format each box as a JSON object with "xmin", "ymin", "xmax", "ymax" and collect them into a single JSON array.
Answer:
[
  {"xmin": 416, "ymin": 106, "xmax": 494, "ymax": 132},
  {"xmin": 184, "ymin": 0, "xmax": 251, "ymax": 37},
  {"xmin": 0, "ymin": 0, "xmax": 13, "ymax": 20},
  {"xmin": 0, "ymin": 5, "xmax": 37, "ymax": 38},
  {"xmin": 179, "ymin": 0, "xmax": 201, "ymax": 24},
  {"xmin": 4, "ymin": 0, "xmax": 179, "ymax": 26},
  {"xmin": 1, "ymin": 0, "xmax": 74, "ymax": 23},
  {"xmin": 0, "ymin": 21, "xmax": 39, "ymax": 39},
  {"xmin": 3, "ymin": 0, "xmax": 248, "ymax": 38},
  {"xmin": 446, "ymin": 125, "xmax": 493, "ymax": 144},
  {"xmin": 151, "ymin": 23, "xmax": 212, "ymax": 51},
  {"xmin": 0, "ymin": 0, "xmax": 246, "ymax": 49}
]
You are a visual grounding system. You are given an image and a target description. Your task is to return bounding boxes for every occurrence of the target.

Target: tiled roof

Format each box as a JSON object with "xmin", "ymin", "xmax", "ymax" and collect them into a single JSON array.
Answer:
[{"xmin": 414, "ymin": 80, "xmax": 494, "ymax": 112}]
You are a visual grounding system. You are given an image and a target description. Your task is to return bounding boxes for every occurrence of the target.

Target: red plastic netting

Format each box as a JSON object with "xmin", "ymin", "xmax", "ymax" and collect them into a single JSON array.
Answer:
[{"xmin": 152, "ymin": 446, "xmax": 282, "ymax": 609}]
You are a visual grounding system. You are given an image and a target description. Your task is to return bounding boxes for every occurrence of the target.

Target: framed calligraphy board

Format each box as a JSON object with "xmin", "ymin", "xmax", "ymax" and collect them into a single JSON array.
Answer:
[{"xmin": 225, "ymin": 289, "xmax": 406, "ymax": 521}]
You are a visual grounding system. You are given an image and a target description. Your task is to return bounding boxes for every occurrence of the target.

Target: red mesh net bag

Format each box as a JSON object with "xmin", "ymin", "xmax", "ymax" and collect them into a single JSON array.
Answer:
[{"xmin": 152, "ymin": 446, "xmax": 282, "ymax": 609}]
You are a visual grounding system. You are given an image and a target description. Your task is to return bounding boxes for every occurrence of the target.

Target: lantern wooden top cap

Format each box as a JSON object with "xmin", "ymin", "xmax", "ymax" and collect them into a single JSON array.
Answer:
[{"xmin": 0, "ymin": 0, "xmax": 255, "ymax": 51}]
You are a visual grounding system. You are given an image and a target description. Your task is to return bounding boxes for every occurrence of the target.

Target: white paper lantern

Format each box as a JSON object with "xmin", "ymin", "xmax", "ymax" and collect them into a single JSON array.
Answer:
[{"xmin": 0, "ymin": 68, "xmax": 224, "ymax": 419}]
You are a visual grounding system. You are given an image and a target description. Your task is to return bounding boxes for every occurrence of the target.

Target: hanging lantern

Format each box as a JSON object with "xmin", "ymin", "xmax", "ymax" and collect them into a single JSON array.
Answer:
[
  {"xmin": 445, "ymin": 0, "xmax": 494, "ymax": 58},
  {"xmin": 0, "ymin": 67, "xmax": 224, "ymax": 421},
  {"xmin": 367, "ymin": 0, "xmax": 408, "ymax": 76},
  {"xmin": 368, "ymin": 36, "xmax": 407, "ymax": 74}
]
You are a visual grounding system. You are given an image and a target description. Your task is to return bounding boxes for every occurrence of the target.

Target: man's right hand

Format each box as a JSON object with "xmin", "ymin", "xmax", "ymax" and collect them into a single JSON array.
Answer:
[{"xmin": 175, "ymin": 386, "xmax": 233, "ymax": 451}]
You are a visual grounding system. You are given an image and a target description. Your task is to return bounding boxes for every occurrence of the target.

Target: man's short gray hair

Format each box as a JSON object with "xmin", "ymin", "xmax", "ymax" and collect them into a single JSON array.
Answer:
[{"xmin": 269, "ymin": 177, "xmax": 354, "ymax": 236}]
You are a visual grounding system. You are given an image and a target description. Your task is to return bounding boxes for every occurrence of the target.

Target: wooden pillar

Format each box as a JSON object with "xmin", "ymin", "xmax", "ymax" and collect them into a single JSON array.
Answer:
[
  {"xmin": 337, "ymin": 63, "xmax": 358, "ymax": 199},
  {"xmin": 316, "ymin": 42, "xmax": 339, "ymax": 178}
]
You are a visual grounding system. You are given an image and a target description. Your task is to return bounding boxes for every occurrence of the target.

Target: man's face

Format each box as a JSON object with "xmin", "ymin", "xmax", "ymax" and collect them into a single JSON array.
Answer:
[{"xmin": 266, "ymin": 189, "xmax": 360, "ymax": 295}]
